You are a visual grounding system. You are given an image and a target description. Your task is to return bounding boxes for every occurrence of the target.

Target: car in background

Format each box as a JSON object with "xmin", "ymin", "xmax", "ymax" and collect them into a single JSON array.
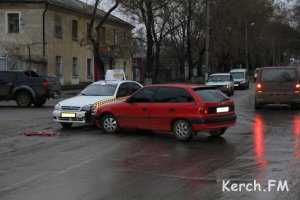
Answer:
[
  {"xmin": 53, "ymin": 80, "xmax": 142, "ymax": 128},
  {"xmin": 95, "ymin": 84, "xmax": 236, "ymax": 141},
  {"xmin": 206, "ymin": 73, "xmax": 234, "ymax": 96},
  {"xmin": 230, "ymin": 69, "xmax": 249, "ymax": 89},
  {"xmin": 0, "ymin": 70, "xmax": 61, "ymax": 107},
  {"xmin": 255, "ymin": 66, "xmax": 300, "ymax": 109}
]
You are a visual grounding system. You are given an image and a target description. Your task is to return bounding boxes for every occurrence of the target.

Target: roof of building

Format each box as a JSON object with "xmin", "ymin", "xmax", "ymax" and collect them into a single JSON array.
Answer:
[{"xmin": 1, "ymin": 0, "xmax": 134, "ymax": 28}]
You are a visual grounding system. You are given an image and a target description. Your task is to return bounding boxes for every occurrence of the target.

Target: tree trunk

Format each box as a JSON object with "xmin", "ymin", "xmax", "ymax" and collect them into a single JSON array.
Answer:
[
  {"xmin": 92, "ymin": 42, "xmax": 105, "ymax": 80},
  {"xmin": 187, "ymin": 0, "xmax": 193, "ymax": 80},
  {"xmin": 145, "ymin": 1, "xmax": 154, "ymax": 83},
  {"xmin": 153, "ymin": 43, "xmax": 161, "ymax": 83}
]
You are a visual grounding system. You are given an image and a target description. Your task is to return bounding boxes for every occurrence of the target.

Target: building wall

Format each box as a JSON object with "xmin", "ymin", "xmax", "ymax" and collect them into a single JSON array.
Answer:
[
  {"xmin": 45, "ymin": 7, "xmax": 94, "ymax": 85},
  {"xmin": 0, "ymin": 3, "xmax": 134, "ymax": 85},
  {"xmin": 0, "ymin": 3, "xmax": 45, "ymax": 71}
]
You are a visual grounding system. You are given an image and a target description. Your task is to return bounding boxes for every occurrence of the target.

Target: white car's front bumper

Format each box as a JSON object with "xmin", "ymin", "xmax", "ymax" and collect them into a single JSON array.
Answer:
[{"xmin": 53, "ymin": 110, "xmax": 88, "ymax": 124}]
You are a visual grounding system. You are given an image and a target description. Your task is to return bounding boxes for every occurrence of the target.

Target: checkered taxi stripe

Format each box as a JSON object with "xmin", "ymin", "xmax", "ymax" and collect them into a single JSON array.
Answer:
[{"xmin": 93, "ymin": 96, "xmax": 129, "ymax": 111}]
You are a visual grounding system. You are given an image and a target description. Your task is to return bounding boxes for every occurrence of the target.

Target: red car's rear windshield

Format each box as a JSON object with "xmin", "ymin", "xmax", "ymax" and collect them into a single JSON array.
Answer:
[{"xmin": 194, "ymin": 88, "xmax": 229, "ymax": 102}]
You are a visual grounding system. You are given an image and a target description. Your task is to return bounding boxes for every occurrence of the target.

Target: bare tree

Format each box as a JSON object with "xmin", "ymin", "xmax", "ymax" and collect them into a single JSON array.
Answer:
[{"xmin": 88, "ymin": 0, "xmax": 121, "ymax": 80}]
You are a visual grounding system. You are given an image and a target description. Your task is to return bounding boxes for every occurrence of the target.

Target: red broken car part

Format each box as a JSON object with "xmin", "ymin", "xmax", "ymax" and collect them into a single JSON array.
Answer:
[{"xmin": 23, "ymin": 130, "xmax": 59, "ymax": 137}]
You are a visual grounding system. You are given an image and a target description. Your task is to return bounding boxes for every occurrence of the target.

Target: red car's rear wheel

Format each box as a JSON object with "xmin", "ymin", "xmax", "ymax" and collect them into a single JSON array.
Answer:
[{"xmin": 173, "ymin": 120, "xmax": 193, "ymax": 141}]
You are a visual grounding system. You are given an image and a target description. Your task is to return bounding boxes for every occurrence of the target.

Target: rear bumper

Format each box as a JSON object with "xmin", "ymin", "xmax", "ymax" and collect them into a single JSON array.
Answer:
[
  {"xmin": 190, "ymin": 114, "xmax": 237, "ymax": 131},
  {"xmin": 255, "ymin": 92, "xmax": 300, "ymax": 104}
]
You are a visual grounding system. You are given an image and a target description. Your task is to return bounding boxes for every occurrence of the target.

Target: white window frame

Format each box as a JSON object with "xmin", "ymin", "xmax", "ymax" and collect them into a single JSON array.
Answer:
[
  {"xmin": 72, "ymin": 57, "xmax": 79, "ymax": 77},
  {"xmin": 55, "ymin": 56, "xmax": 63, "ymax": 77},
  {"xmin": 5, "ymin": 11, "xmax": 22, "ymax": 34},
  {"xmin": 86, "ymin": 58, "xmax": 93, "ymax": 80},
  {"xmin": 0, "ymin": 56, "xmax": 8, "ymax": 71}
]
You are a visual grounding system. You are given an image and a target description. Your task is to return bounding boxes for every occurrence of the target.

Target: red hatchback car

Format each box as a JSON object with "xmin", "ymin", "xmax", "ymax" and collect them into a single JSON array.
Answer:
[{"xmin": 95, "ymin": 84, "xmax": 236, "ymax": 141}]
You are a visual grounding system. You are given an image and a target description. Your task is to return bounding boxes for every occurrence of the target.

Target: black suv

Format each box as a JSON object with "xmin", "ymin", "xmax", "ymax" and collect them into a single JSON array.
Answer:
[{"xmin": 0, "ymin": 70, "xmax": 61, "ymax": 107}]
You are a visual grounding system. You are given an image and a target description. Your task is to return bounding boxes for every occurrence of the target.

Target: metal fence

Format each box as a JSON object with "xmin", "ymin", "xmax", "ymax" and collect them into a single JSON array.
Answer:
[{"xmin": 0, "ymin": 56, "xmax": 8, "ymax": 71}]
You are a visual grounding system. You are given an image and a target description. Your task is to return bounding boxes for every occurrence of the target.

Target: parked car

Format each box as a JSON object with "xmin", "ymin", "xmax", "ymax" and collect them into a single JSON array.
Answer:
[
  {"xmin": 206, "ymin": 73, "xmax": 234, "ymax": 96},
  {"xmin": 230, "ymin": 69, "xmax": 249, "ymax": 89},
  {"xmin": 0, "ymin": 70, "xmax": 61, "ymax": 107},
  {"xmin": 255, "ymin": 66, "xmax": 300, "ymax": 109},
  {"xmin": 95, "ymin": 84, "xmax": 236, "ymax": 141},
  {"xmin": 53, "ymin": 80, "xmax": 142, "ymax": 128}
]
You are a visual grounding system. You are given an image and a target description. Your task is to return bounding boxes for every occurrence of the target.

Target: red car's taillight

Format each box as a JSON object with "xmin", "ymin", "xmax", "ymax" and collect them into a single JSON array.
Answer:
[{"xmin": 198, "ymin": 106, "xmax": 208, "ymax": 114}]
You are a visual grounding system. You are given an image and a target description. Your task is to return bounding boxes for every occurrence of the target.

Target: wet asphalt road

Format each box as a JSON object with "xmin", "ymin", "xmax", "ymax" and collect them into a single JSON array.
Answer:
[{"xmin": 1, "ymin": 85, "xmax": 300, "ymax": 200}]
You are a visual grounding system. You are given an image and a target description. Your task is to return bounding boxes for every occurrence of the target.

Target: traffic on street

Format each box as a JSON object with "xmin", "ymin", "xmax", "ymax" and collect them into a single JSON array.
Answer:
[
  {"xmin": 0, "ymin": 79, "xmax": 300, "ymax": 199},
  {"xmin": 1, "ymin": 0, "xmax": 300, "ymax": 199}
]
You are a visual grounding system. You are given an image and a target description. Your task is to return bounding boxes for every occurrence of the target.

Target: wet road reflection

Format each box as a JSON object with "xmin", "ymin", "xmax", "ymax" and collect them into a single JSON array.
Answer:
[
  {"xmin": 252, "ymin": 114, "xmax": 267, "ymax": 167},
  {"xmin": 293, "ymin": 115, "xmax": 300, "ymax": 158}
]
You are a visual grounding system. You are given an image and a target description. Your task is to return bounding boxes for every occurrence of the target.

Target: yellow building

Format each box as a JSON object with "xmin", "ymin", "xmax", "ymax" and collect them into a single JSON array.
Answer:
[{"xmin": 0, "ymin": 0, "xmax": 134, "ymax": 85}]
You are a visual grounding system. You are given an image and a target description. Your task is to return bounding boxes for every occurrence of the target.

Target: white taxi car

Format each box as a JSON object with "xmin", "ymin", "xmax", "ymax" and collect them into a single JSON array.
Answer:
[{"xmin": 53, "ymin": 80, "xmax": 142, "ymax": 128}]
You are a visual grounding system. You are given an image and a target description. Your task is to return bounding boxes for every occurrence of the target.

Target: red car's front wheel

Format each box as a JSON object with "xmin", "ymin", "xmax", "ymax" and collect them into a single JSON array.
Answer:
[{"xmin": 101, "ymin": 114, "xmax": 119, "ymax": 134}]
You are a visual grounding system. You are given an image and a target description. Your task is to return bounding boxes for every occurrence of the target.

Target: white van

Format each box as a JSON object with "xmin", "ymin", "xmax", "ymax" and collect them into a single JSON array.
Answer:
[{"xmin": 230, "ymin": 69, "xmax": 249, "ymax": 89}]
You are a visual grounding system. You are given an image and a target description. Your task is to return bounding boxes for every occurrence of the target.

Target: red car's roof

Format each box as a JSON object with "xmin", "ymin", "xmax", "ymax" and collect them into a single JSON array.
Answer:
[{"xmin": 144, "ymin": 83, "xmax": 212, "ymax": 89}]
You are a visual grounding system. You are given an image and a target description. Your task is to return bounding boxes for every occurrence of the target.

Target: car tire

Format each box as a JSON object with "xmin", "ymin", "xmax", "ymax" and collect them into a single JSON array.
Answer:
[
  {"xmin": 101, "ymin": 114, "xmax": 119, "ymax": 134},
  {"xmin": 16, "ymin": 91, "xmax": 32, "ymax": 107},
  {"xmin": 209, "ymin": 128, "xmax": 227, "ymax": 137},
  {"xmin": 33, "ymin": 98, "xmax": 47, "ymax": 107},
  {"xmin": 173, "ymin": 120, "xmax": 193, "ymax": 141},
  {"xmin": 60, "ymin": 122, "xmax": 72, "ymax": 129}
]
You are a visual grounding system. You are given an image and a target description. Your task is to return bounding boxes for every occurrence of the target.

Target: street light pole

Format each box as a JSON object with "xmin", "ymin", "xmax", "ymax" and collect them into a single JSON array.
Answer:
[
  {"xmin": 245, "ymin": 21, "xmax": 255, "ymax": 70},
  {"xmin": 245, "ymin": 21, "xmax": 249, "ymax": 70}
]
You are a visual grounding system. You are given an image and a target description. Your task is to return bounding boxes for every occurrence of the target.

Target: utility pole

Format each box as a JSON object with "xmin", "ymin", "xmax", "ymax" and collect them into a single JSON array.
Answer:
[
  {"xmin": 205, "ymin": 0, "xmax": 210, "ymax": 74},
  {"xmin": 245, "ymin": 21, "xmax": 249, "ymax": 70}
]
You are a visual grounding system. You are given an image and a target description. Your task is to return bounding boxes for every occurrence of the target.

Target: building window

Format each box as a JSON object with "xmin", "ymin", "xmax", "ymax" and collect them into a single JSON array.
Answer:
[
  {"xmin": 113, "ymin": 29, "xmax": 117, "ymax": 45},
  {"xmin": 54, "ymin": 15, "xmax": 63, "ymax": 39},
  {"xmin": 55, "ymin": 56, "xmax": 63, "ymax": 77},
  {"xmin": 87, "ymin": 58, "xmax": 92, "ymax": 79},
  {"xmin": 6, "ymin": 12, "xmax": 20, "ymax": 33},
  {"xmin": 72, "ymin": 57, "xmax": 79, "ymax": 77},
  {"xmin": 86, "ymin": 23, "xmax": 90, "ymax": 41},
  {"xmin": 72, "ymin": 20, "xmax": 78, "ymax": 41}
]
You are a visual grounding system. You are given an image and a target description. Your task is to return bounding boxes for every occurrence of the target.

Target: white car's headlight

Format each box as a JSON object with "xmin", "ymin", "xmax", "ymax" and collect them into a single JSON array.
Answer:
[
  {"xmin": 54, "ymin": 103, "xmax": 61, "ymax": 110},
  {"xmin": 81, "ymin": 105, "xmax": 92, "ymax": 111}
]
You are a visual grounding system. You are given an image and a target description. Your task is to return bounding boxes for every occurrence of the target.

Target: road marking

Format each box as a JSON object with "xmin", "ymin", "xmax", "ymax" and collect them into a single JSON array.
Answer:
[{"xmin": 57, "ymin": 157, "xmax": 96, "ymax": 175}]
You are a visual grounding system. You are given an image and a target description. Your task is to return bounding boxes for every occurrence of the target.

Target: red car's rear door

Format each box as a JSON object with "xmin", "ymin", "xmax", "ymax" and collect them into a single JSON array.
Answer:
[{"xmin": 149, "ymin": 87, "xmax": 196, "ymax": 132}]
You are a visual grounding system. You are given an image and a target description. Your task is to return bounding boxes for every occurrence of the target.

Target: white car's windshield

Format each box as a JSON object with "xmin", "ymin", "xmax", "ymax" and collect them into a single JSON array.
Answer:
[
  {"xmin": 231, "ymin": 72, "xmax": 245, "ymax": 80},
  {"xmin": 208, "ymin": 75, "xmax": 230, "ymax": 82},
  {"xmin": 81, "ymin": 84, "xmax": 117, "ymax": 96}
]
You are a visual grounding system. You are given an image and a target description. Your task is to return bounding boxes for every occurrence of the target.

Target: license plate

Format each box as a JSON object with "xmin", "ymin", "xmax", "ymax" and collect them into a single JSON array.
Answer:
[
  {"xmin": 234, "ymin": 84, "xmax": 238, "ymax": 87},
  {"xmin": 217, "ymin": 107, "xmax": 229, "ymax": 113},
  {"xmin": 61, "ymin": 112, "xmax": 76, "ymax": 118}
]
